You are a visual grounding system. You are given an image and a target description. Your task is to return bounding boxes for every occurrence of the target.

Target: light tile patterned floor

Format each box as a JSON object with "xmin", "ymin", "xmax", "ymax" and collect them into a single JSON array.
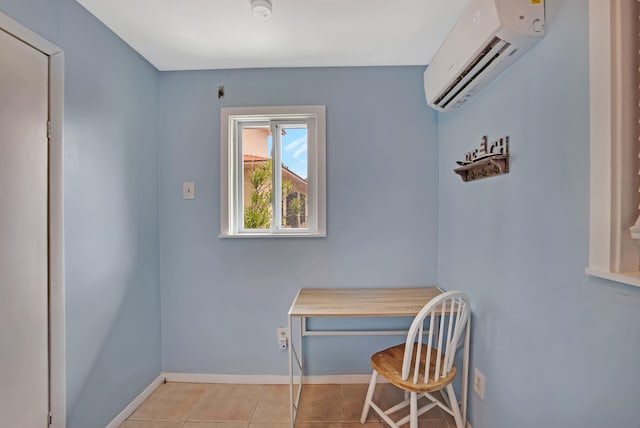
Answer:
[{"xmin": 121, "ymin": 382, "xmax": 457, "ymax": 428}]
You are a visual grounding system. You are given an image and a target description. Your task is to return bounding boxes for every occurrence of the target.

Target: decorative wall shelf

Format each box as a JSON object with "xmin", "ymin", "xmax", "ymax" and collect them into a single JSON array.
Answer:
[
  {"xmin": 454, "ymin": 135, "xmax": 510, "ymax": 182},
  {"xmin": 454, "ymin": 154, "xmax": 509, "ymax": 182}
]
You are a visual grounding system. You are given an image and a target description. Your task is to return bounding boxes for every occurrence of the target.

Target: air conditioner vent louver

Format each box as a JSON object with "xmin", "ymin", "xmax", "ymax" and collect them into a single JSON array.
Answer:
[
  {"xmin": 434, "ymin": 37, "xmax": 511, "ymax": 109},
  {"xmin": 423, "ymin": 0, "xmax": 546, "ymax": 112}
]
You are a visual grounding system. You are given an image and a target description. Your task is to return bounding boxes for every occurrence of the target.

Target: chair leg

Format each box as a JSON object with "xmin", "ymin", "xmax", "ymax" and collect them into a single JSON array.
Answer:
[
  {"xmin": 360, "ymin": 370, "xmax": 378, "ymax": 424},
  {"xmin": 446, "ymin": 384, "xmax": 464, "ymax": 428},
  {"xmin": 410, "ymin": 391, "xmax": 418, "ymax": 428}
]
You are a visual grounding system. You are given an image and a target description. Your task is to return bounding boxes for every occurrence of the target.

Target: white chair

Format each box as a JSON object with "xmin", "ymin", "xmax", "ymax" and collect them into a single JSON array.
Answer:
[{"xmin": 360, "ymin": 290, "xmax": 470, "ymax": 428}]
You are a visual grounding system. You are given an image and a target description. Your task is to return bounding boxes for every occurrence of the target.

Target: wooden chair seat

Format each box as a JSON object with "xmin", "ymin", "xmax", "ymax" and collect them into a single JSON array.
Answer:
[{"xmin": 371, "ymin": 343, "xmax": 457, "ymax": 393}]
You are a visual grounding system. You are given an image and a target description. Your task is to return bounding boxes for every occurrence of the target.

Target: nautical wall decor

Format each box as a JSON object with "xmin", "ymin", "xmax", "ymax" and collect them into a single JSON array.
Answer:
[{"xmin": 454, "ymin": 135, "xmax": 510, "ymax": 182}]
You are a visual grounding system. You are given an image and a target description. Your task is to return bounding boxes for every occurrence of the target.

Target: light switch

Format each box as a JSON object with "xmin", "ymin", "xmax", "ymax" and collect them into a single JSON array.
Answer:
[{"xmin": 183, "ymin": 182, "xmax": 195, "ymax": 200}]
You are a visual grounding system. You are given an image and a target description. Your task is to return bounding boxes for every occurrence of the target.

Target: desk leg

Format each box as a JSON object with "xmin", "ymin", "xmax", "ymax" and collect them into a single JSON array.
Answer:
[
  {"xmin": 462, "ymin": 316, "xmax": 470, "ymax": 425},
  {"xmin": 289, "ymin": 315, "xmax": 304, "ymax": 427},
  {"xmin": 288, "ymin": 315, "xmax": 295, "ymax": 428}
]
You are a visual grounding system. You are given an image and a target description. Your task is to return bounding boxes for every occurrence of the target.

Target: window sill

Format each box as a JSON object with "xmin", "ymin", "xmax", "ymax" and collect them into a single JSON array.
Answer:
[
  {"xmin": 585, "ymin": 267, "xmax": 640, "ymax": 288},
  {"xmin": 219, "ymin": 232, "xmax": 327, "ymax": 239}
]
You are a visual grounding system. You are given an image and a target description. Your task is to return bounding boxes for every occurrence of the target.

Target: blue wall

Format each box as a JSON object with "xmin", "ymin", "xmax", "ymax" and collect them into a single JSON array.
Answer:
[
  {"xmin": 157, "ymin": 67, "xmax": 439, "ymax": 375},
  {"xmin": 437, "ymin": 1, "xmax": 640, "ymax": 427},
  {"xmin": 0, "ymin": 1, "xmax": 162, "ymax": 427}
]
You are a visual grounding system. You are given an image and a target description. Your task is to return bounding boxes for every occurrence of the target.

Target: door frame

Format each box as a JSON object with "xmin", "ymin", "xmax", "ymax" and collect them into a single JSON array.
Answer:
[{"xmin": 0, "ymin": 11, "xmax": 65, "ymax": 428}]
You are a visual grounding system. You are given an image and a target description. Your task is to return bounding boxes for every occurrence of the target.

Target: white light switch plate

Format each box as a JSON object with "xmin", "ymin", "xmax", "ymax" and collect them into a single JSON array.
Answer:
[{"xmin": 183, "ymin": 182, "xmax": 195, "ymax": 199}]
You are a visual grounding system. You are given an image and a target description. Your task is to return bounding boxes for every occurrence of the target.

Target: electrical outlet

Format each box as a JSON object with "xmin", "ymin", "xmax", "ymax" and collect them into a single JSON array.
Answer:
[
  {"xmin": 473, "ymin": 368, "xmax": 485, "ymax": 400},
  {"xmin": 277, "ymin": 327, "xmax": 288, "ymax": 350}
]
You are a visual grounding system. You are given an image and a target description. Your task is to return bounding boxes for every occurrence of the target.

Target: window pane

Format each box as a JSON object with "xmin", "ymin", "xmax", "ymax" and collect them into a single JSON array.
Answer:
[
  {"xmin": 242, "ymin": 126, "xmax": 272, "ymax": 229},
  {"xmin": 280, "ymin": 126, "xmax": 308, "ymax": 229}
]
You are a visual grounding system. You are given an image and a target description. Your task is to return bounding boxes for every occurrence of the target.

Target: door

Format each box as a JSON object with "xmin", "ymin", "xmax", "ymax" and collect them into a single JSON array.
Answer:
[{"xmin": 0, "ymin": 28, "xmax": 50, "ymax": 427}]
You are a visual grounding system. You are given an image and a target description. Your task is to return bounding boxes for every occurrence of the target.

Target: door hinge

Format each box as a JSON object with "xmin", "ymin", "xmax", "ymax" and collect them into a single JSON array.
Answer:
[
  {"xmin": 47, "ymin": 120, "xmax": 52, "ymax": 140},
  {"xmin": 48, "ymin": 411, "xmax": 52, "ymax": 425}
]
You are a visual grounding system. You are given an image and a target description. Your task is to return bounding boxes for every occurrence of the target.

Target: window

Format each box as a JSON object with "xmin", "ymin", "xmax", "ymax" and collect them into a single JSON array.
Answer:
[
  {"xmin": 220, "ymin": 106, "xmax": 326, "ymax": 237},
  {"xmin": 587, "ymin": 0, "xmax": 640, "ymax": 287}
]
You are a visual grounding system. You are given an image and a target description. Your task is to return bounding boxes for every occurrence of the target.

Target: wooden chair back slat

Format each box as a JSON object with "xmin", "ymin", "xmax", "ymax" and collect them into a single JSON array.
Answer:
[{"xmin": 400, "ymin": 291, "xmax": 471, "ymax": 385}]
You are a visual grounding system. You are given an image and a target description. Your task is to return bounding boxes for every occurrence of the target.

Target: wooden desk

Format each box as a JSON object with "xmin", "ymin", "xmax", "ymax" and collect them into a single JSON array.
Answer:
[{"xmin": 287, "ymin": 287, "xmax": 470, "ymax": 427}]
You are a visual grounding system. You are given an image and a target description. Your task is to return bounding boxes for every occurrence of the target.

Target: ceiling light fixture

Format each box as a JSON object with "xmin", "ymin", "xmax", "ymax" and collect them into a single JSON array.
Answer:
[{"xmin": 251, "ymin": 0, "xmax": 272, "ymax": 19}]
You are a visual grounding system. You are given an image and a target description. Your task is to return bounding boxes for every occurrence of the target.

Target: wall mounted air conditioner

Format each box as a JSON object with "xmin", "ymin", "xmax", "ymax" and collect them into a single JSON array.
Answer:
[{"xmin": 424, "ymin": 0, "xmax": 545, "ymax": 112}]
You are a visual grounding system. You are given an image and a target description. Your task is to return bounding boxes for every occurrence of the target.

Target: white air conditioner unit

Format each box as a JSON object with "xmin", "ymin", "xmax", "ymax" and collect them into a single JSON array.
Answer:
[{"xmin": 424, "ymin": 0, "xmax": 545, "ymax": 112}]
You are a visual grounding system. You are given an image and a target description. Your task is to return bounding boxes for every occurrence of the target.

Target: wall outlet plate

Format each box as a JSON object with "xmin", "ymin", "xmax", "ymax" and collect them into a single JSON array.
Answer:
[
  {"xmin": 473, "ymin": 368, "xmax": 485, "ymax": 400},
  {"xmin": 277, "ymin": 327, "xmax": 288, "ymax": 350}
]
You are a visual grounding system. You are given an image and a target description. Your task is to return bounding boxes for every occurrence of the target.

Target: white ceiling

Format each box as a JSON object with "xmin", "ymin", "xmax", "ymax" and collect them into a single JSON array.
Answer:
[{"xmin": 76, "ymin": 0, "xmax": 469, "ymax": 71}]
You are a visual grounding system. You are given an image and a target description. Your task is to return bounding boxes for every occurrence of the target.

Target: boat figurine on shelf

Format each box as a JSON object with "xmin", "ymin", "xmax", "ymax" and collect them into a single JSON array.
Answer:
[{"xmin": 454, "ymin": 135, "xmax": 510, "ymax": 182}]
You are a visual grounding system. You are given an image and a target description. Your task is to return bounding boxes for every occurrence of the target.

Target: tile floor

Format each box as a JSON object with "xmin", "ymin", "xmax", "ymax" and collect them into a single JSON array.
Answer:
[{"xmin": 120, "ymin": 382, "xmax": 457, "ymax": 428}]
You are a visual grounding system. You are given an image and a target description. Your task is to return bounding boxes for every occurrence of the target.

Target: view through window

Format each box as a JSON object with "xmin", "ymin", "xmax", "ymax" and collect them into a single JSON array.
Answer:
[{"xmin": 240, "ymin": 123, "xmax": 309, "ymax": 230}]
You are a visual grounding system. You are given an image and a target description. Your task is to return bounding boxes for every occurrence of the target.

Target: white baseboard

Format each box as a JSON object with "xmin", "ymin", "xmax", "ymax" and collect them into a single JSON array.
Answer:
[
  {"xmin": 164, "ymin": 372, "xmax": 379, "ymax": 385},
  {"xmin": 105, "ymin": 374, "xmax": 164, "ymax": 428}
]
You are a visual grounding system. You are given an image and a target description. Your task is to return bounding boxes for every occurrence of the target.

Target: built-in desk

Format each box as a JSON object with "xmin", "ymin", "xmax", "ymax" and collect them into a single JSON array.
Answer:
[{"xmin": 287, "ymin": 287, "xmax": 470, "ymax": 427}]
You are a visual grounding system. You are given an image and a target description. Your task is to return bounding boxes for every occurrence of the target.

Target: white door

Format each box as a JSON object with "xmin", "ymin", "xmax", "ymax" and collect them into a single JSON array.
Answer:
[{"xmin": 0, "ymin": 28, "xmax": 50, "ymax": 427}]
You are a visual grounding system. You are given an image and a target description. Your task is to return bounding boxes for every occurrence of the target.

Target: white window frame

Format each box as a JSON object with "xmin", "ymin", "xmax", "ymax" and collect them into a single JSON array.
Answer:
[
  {"xmin": 586, "ymin": 0, "xmax": 640, "ymax": 287},
  {"xmin": 220, "ymin": 105, "xmax": 326, "ymax": 238}
]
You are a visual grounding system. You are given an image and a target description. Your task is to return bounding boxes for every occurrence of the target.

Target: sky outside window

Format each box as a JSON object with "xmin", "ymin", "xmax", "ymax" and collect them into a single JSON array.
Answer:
[{"xmin": 279, "ymin": 127, "xmax": 307, "ymax": 179}]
